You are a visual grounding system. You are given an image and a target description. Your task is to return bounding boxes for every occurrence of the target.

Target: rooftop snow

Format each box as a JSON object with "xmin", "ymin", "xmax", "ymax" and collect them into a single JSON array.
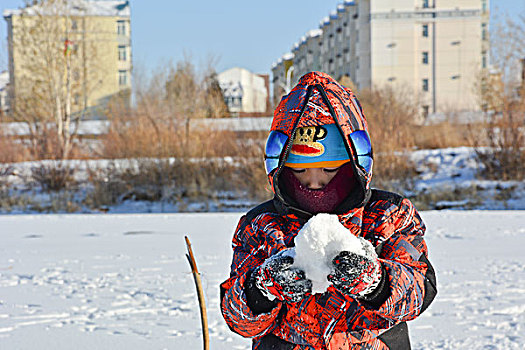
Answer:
[
  {"xmin": 282, "ymin": 52, "xmax": 294, "ymax": 60},
  {"xmin": 3, "ymin": 0, "xmax": 130, "ymax": 18},
  {"xmin": 307, "ymin": 29, "xmax": 323, "ymax": 38},
  {"xmin": 320, "ymin": 16, "xmax": 330, "ymax": 27}
]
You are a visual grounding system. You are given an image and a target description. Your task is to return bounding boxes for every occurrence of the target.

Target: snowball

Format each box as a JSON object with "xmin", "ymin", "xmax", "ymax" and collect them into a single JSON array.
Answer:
[{"xmin": 291, "ymin": 213, "xmax": 366, "ymax": 294}]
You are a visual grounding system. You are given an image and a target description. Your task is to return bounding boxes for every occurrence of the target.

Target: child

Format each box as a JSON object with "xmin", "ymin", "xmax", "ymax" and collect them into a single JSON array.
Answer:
[{"xmin": 220, "ymin": 72, "xmax": 437, "ymax": 349}]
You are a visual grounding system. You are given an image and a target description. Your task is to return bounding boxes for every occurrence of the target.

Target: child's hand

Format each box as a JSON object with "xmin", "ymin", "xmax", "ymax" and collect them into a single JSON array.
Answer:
[
  {"xmin": 328, "ymin": 238, "xmax": 382, "ymax": 298},
  {"xmin": 253, "ymin": 249, "xmax": 313, "ymax": 303}
]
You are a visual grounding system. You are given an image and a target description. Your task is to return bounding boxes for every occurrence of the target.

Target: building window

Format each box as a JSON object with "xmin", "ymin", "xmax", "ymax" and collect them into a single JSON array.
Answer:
[
  {"xmin": 482, "ymin": 51, "xmax": 488, "ymax": 68},
  {"xmin": 422, "ymin": 0, "xmax": 429, "ymax": 9},
  {"xmin": 307, "ymin": 53, "xmax": 313, "ymax": 65},
  {"xmin": 482, "ymin": 0, "xmax": 487, "ymax": 13},
  {"xmin": 422, "ymin": 105, "xmax": 429, "ymax": 119},
  {"xmin": 119, "ymin": 70, "xmax": 128, "ymax": 86},
  {"xmin": 71, "ymin": 20, "xmax": 78, "ymax": 30},
  {"xmin": 482, "ymin": 23, "xmax": 488, "ymax": 41},
  {"xmin": 118, "ymin": 46, "xmax": 127, "ymax": 61},
  {"xmin": 117, "ymin": 20, "xmax": 126, "ymax": 35},
  {"xmin": 422, "ymin": 79, "xmax": 429, "ymax": 92},
  {"xmin": 422, "ymin": 51, "xmax": 429, "ymax": 64},
  {"xmin": 422, "ymin": 24, "xmax": 429, "ymax": 37}
]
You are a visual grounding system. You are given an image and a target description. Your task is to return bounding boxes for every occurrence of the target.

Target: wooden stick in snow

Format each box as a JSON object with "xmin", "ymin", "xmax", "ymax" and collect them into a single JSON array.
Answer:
[{"xmin": 185, "ymin": 236, "xmax": 209, "ymax": 350}]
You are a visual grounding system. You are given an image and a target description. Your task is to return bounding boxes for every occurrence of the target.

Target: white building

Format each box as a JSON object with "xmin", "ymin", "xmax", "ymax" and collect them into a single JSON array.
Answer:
[
  {"xmin": 217, "ymin": 67, "xmax": 270, "ymax": 117},
  {"xmin": 272, "ymin": 0, "xmax": 490, "ymax": 115}
]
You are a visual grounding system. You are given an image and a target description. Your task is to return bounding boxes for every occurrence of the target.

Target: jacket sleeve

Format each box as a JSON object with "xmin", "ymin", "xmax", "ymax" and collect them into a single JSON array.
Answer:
[
  {"xmin": 219, "ymin": 213, "xmax": 286, "ymax": 338},
  {"xmin": 365, "ymin": 197, "xmax": 437, "ymax": 322}
]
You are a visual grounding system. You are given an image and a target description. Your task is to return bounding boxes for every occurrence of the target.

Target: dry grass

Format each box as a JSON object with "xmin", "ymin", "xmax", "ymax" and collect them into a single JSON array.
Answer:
[{"xmin": 414, "ymin": 122, "xmax": 478, "ymax": 150}]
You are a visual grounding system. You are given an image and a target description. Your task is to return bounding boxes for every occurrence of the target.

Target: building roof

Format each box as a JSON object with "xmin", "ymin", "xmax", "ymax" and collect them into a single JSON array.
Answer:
[{"xmin": 3, "ymin": 0, "xmax": 130, "ymax": 18}]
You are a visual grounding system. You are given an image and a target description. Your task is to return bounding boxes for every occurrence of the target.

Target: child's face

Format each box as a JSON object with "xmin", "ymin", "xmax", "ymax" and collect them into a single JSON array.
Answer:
[{"xmin": 288, "ymin": 166, "xmax": 340, "ymax": 190}]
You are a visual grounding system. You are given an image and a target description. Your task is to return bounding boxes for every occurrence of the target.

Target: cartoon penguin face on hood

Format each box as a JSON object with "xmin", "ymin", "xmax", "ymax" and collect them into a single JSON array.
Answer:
[{"xmin": 264, "ymin": 72, "xmax": 374, "ymax": 216}]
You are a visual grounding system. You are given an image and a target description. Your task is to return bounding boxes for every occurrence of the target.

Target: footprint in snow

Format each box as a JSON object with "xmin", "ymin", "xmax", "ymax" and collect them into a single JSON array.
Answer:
[
  {"xmin": 82, "ymin": 233, "xmax": 99, "ymax": 237},
  {"xmin": 123, "ymin": 231, "xmax": 155, "ymax": 236},
  {"xmin": 24, "ymin": 234, "xmax": 43, "ymax": 239}
]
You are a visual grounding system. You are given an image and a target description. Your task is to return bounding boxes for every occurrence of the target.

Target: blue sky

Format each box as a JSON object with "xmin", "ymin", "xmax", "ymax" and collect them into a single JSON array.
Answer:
[{"xmin": 1, "ymin": 0, "xmax": 523, "ymax": 75}]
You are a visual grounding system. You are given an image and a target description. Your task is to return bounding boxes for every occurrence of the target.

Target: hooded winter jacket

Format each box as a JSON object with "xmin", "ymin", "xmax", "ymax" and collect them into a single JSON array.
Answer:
[{"xmin": 220, "ymin": 72, "xmax": 437, "ymax": 349}]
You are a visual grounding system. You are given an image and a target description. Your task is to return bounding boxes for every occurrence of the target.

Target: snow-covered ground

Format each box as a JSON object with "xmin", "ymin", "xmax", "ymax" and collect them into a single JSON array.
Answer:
[
  {"xmin": 410, "ymin": 147, "xmax": 525, "ymax": 210},
  {"xmin": 2, "ymin": 147, "xmax": 525, "ymax": 214},
  {"xmin": 1, "ymin": 211, "xmax": 524, "ymax": 349}
]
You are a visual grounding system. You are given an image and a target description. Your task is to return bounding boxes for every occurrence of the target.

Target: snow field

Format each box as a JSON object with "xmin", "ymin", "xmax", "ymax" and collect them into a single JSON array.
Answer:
[{"xmin": 0, "ymin": 211, "xmax": 524, "ymax": 349}]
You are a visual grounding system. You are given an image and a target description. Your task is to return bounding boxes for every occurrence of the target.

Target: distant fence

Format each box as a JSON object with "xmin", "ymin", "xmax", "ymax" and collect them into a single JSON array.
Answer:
[{"xmin": 1, "ymin": 117, "xmax": 273, "ymax": 137}]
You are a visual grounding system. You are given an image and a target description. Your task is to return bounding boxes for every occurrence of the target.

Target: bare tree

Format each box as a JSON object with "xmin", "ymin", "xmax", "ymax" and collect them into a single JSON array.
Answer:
[
  {"xmin": 473, "ymin": 14, "xmax": 525, "ymax": 180},
  {"xmin": 9, "ymin": 0, "xmax": 105, "ymax": 159},
  {"xmin": 164, "ymin": 58, "xmax": 229, "ymax": 149}
]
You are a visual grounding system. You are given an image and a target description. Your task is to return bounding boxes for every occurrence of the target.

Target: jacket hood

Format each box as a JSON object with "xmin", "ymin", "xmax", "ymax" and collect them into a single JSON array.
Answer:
[{"xmin": 268, "ymin": 71, "xmax": 373, "ymax": 218}]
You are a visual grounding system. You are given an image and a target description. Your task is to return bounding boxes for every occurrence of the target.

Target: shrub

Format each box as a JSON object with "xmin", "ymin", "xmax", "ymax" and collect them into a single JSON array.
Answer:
[
  {"xmin": 358, "ymin": 85, "xmax": 419, "ymax": 188},
  {"xmin": 31, "ymin": 161, "xmax": 76, "ymax": 192}
]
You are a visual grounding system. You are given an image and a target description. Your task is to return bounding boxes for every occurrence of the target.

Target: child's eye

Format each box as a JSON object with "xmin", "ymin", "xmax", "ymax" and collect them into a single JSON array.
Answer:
[
  {"xmin": 290, "ymin": 168, "xmax": 306, "ymax": 173},
  {"xmin": 323, "ymin": 167, "xmax": 340, "ymax": 173}
]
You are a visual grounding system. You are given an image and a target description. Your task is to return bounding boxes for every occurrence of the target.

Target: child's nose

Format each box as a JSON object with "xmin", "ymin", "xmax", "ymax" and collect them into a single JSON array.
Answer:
[{"xmin": 306, "ymin": 170, "xmax": 326, "ymax": 189}]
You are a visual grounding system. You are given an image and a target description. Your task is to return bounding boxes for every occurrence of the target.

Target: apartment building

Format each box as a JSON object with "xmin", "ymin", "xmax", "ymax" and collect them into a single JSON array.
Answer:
[
  {"xmin": 271, "ymin": 53, "xmax": 294, "ymax": 105},
  {"xmin": 272, "ymin": 0, "xmax": 490, "ymax": 114},
  {"xmin": 3, "ymin": 0, "xmax": 131, "ymax": 117}
]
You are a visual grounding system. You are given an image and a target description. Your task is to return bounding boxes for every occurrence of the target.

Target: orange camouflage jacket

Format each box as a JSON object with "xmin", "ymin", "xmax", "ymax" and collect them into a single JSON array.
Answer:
[{"xmin": 220, "ymin": 190, "xmax": 436, "ymax": 349}]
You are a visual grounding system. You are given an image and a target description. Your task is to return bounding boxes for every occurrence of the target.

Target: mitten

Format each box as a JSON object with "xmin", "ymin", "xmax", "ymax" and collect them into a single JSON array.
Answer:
[
  {"xmin": 253, "ymin": 249, "xmax": 313, "ymax": 303},
  {"xmin": 328, "ymin": 237, "xmax": 382, "ymax": 298}
]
